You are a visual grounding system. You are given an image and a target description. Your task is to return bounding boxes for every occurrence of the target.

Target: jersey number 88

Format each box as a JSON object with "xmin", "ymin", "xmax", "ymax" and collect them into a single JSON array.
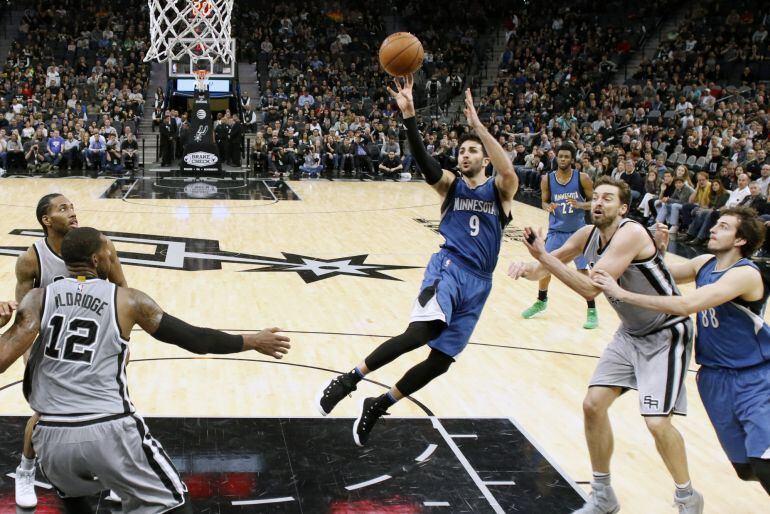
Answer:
[{"xmin": 700, "ymin": 308, "xmax": 719, "ymax": 328}]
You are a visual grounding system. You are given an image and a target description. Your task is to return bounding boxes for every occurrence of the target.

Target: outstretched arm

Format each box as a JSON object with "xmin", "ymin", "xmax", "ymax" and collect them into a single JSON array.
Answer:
[
  {"xmin": 463, "ymin": 89, "xmax": 518, "ymax": 200},
  {"xmin": 592, "ymin": 264, "xmax": 759, "ymax": 316},
  {"xmin": 120, "ymin": 288, "xmax": 291, "ymax": 359},
  {"xmin": 0, "ymin": 291, "xmax": 42, "ymax": 373},
  {"xmin": 387, "ymin": 74, "xmax": 455, "ymax": 196},
  {"xmin": 522, "ymin": 223, "xmax": 648, "ymax": 300},
  {"xmin": 508, "ymin": 225, "xmax": 593, "ymax": 282},
  {"xmin": 651, "ymin": 224, "xmax": 711, "ymax": 284}
]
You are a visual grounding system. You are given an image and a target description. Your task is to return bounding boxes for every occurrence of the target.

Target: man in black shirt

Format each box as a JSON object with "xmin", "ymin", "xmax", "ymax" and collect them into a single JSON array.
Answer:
[
  {"xmin": 378, "ymin": 151, "xmax": 403, "ymax": 181},
  {"xmin": 619, "ymin": 161, "xmax": 645, "ymax": 204}
]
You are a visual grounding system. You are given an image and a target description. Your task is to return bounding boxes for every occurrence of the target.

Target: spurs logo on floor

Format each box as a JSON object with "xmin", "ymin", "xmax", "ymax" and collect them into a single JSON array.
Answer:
[
  {"xmin": 0, "ymin": 229, "xmax": 418, "ymax": 283},
  {"xmin": 413, "ymin": 218, "xmax": 524, "ymax": 242}
]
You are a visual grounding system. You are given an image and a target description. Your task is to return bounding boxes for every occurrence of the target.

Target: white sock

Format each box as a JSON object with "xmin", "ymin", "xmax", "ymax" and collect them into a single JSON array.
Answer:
[
  {"xmin": 20, "ymin": 456, "xmax": 35, "ymax": 471},
  {"xmin": 593, "ymin": 471, "xmax": 610, "ymax": 485},
  {"xmin": 675, "ymin": 480, "xmax": 692, "ymax": 497}
]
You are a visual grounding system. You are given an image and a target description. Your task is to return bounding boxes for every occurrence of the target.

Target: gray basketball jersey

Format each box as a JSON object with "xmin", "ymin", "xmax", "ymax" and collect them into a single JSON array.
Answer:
[
  {"xmin": 30, "ymin": 277, "xmax": 133, "ymax": 422},
  {"xmin": 32, "ymin": 238, "xmax": 68, "ymax": 288},
  {"xmin": 583, "ymin": 218, "xmax": 687, "ymax": 336}
]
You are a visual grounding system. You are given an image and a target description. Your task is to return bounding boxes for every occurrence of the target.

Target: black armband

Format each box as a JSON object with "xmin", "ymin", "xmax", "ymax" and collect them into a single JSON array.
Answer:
[
  {"xmin": 403, "ymin": 117, "xmax": 443, "ymax": 185},
  {"xmin": 152, "ymin": 313, "xmax": 243, "ymax": 354}
]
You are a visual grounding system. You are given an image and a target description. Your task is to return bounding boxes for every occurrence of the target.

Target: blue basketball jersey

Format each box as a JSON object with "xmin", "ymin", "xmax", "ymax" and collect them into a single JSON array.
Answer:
[
  {"xmin": 439, "ymin": 176, "xmax": 511, "ymax": 275},
  {"xmin": 695, "ymin": 256, "xmax": 770, "ymax": 369},
  {"xmin": 548, "ymin": 170, "xmax": 586, "ymax": 233}
]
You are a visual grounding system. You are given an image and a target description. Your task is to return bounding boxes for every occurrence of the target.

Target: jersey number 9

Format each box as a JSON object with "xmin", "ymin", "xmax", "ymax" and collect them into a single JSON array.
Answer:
[{"xmin": 469, "ymin": 215, "xmax": 480, "ymax": 237}]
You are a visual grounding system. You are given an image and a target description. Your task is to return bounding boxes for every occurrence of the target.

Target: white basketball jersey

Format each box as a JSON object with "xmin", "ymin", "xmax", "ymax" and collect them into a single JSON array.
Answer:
[
  {"xmin": 32, "ymin": 238, "xmax": 68, "ymax": 287},
  {"xmin": 29, "ymin": 277, "xmax": 133, "ymax": 423}
]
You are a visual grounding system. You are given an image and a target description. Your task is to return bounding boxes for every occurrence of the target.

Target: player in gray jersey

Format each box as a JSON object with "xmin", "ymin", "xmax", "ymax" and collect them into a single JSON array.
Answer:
[
  {"xmin": 0, "ymin": 227, "xmax": 290, "ymax": 513},
  {"xmin": 508, "ymin": 176, "xmax": 703, "ymax": 514},
  {"xmin": 13, "ymin": 193, "xmax": 127, "ymax": 508}
]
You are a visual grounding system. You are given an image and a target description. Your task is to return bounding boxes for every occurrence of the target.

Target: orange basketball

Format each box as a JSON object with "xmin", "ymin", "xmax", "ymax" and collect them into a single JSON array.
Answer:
[{"xmin": 378, "ymin": 32, "xmax": 424, "ymax": 77}]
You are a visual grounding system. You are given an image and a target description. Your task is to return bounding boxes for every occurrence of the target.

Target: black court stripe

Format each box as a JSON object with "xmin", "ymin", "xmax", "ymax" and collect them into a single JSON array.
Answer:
[{"xmin": 131, "ymin": 415, "xmax": 183, "ymax": 503}]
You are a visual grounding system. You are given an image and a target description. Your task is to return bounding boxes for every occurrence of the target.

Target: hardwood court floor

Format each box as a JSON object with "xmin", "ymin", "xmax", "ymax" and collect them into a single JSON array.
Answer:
[{"xmin": 0, "ymin": 178, "xmax": 766, "ymax": 512}]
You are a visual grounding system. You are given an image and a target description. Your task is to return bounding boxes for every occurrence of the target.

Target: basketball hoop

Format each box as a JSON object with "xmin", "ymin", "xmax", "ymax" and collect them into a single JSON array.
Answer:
[
  {"xmin": 144, "ymin": 0, "xmax": 234, "ymax": 64},
  {"xmin": 193, "ymin": 69, "xmax": 210, "ymax": 92}
]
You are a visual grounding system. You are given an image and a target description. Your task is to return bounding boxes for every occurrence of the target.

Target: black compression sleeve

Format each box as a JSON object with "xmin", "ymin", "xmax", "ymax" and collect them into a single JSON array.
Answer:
[
  {"xmin": 403, "ymin": 117, "xmax": 443, "ymax": 184},
  {"xmin": 152, "ymin": 313, "xmax": 243, "ymax": 354}
]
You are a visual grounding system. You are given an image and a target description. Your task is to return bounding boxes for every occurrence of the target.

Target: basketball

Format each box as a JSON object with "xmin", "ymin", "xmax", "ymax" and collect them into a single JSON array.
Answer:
[{"xmin": 378, "ymin": 32, "xmax": 424, "ymax": 77}]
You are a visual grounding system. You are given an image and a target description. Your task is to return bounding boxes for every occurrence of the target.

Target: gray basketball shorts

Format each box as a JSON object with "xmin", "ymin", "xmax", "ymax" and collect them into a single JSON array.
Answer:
[
  {"xmin": 33, "ymin": 413, "xmax": 187, "ymax": 513},
  {"xmin": 590, "ymin": 319, "xmax": 693, "ymax": 416}
]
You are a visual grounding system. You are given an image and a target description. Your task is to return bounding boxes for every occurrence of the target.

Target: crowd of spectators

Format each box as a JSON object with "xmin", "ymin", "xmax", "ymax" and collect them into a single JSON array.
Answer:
[
  {"xmin": 0, "ymin": 0, "xmax": 150, "ymax": 176},
  {"xmin": 482, "ymin": 1, "xmax": 770, "ymax": 258},
  {"xmin": 233, "ymin": 0, "xmax": 494, "ymax": 179},
  {"xmin": 2, "ymin": 0, "xmax": 769, "ymax": 259},
  {"xmin": 633, "ymin": 0, "xmax": 770, "ymax": 85}
]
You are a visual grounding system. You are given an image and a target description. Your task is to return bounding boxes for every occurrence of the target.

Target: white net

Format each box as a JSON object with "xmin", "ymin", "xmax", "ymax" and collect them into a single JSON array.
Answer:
[
  {"xmin": 193, "ymin": 70, "xmax": 210, "ymax": 91},
  {"xmin": 144, "ymin": 0, "xmax": 235, "ymax": 65}
]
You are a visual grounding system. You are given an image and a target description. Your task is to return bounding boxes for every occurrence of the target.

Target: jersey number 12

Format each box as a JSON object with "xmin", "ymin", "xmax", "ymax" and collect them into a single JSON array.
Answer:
[{"xmin": 44, "ymin": 314, "xmax": 100, "ymax": 365}]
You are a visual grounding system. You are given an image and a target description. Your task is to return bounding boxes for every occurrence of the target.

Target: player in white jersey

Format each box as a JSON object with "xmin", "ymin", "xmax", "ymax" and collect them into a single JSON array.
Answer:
[
  {"xmin": 508, "ymin": 177, "xmax": 703, "ymax": 514},
  {"xmin": 0, "ymin": 227, "xmax": 291, "ymax": 513},
  {"xmin": 13, "ymin": 194, "xmax": 127, "ymax": 508}
]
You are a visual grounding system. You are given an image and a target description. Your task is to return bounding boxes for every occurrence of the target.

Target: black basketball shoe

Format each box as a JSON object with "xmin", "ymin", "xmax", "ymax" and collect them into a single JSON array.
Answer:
[
  {"xmin": 315, "ymin": 374, "xmax": 357, "ymax": 416},
  {"xmin": 353, "ymin": 396, "xmax": 390, "ymax": 446}
]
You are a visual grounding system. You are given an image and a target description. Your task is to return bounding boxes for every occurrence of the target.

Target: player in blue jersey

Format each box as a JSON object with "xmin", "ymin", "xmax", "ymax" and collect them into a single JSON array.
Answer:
[
  {"xmin": 314, "ymin": 75, "xmax": 518, "ymax": 446},
  {"xmin": 592, "ymin": 207, "xmax": 770, "ymax": 494},
  {"xmin": 521, "ymin": 143, "xmax": 597, "ymax": 328}
]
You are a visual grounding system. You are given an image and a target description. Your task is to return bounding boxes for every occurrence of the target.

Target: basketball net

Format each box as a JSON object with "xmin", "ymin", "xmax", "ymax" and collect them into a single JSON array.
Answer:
[
  {"xmin": 144, "ymin": 0, "xmax": 234, "ymax": 64},
  {"xmin": 193, "ymin": 69, "xmax": 210, "ymax": 92}
]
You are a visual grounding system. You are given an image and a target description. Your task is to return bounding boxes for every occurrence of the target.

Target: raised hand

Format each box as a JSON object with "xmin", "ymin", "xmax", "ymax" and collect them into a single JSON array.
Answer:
[
  {"xmin": 463, "ymin": 88, "xmax": 483, "ymax": 130},
  {"xmin": 386, "ymin": 74, "xmax": 415, "ymax": 117},
  {"xmin": 521, "ymin": 226, "xmax": 547, "ymax": 259},
  {"xmin": 652, "ymin": 222, "xmax": 669, "ymax": 254},
  {"xmin": 244, "ymin": 327, "xmax": 291, "ymax": 359}
]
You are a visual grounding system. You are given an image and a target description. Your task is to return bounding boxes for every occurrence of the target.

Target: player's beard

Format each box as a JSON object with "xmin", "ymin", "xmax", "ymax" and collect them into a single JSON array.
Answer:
[
  {"xmin": 591, "ymin": 211, "xmax": 616, "ymax": 229},
  {"xmin": 461, "ymin": 162, "xmax": 483, "ymax": 178}
]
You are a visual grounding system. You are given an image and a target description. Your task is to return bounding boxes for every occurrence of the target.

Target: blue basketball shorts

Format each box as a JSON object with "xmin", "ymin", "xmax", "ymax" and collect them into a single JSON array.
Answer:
[
  {"xmin": 409, "ymin": 250, "xmax": 492, "ymax": 357},
  {"xmin": 545, "ymin": 230, "xmax": 588, "ymax": 270},
  {"xmin": 697, "ymin": 361, "xmax": 770, "ymax": 463}
]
